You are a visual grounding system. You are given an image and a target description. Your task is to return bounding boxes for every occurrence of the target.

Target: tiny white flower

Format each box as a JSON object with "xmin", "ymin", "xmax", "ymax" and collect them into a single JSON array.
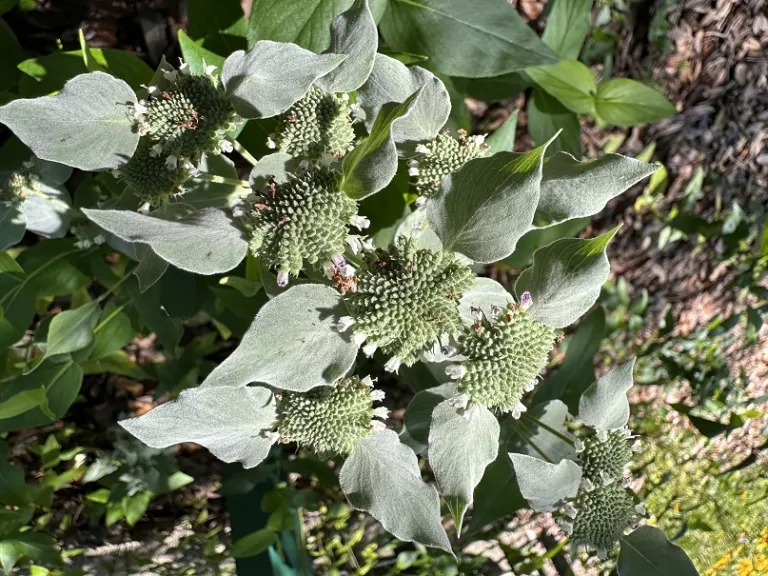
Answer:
[
  {"xmin": 276, "ymin": 271, "xmax": 289, "ymax": 287},
  {"xmin": 163, "ymin": 69, "xmax": 178, "ymax": 82},
  {"xmin": 232, "ymin": 114, "xmax": 244, "ymax": 125},
  {"xmin": 94, "ymin": 234, "xmax": 106, "ymax": 245},
  {"xmin": 471, "ymin": 134, "xmax": 486, "ymax": 146},
  {"xmin": 520, "ymin": 290, "xmax": 533, "ymax": 311},
  {"xmin": 635, "ymin": 503, "xmax": 647, "ymax": 516},
  {"xmin": 219, "ymin": 140, "xmax": 234, "ymax": 153},
  {"xmin": 349, "ymin": 215, "xmax": 370, "ymax": 230},
  {"xmin": 632, "ymin": 439, "xmax": 643, "ymax": 453},
  {"xmin": 205, "ymin": 64, "xmax": 218, "ymax": 76},
  {"xmin": 266, "ymin": 137, "xmax": 277, "ymax": 149},
  {"xmin": 622, "ymin": 476, "xmax": 632, "ymax": 488},
  {"xmin": 332, "ymin": 254, "xmax": 347, "ymax": 268},
  {"xmin": 232, "ymin": 206, "xmax": 245, "ymax": 218},
  {"xmin": 360, "ymin": 375, "xmax": 376, "ymax": 387},
  {"xmin": 133, "ymin": 100, "xmax": 148, "ymax": 115},
  {"xmin": 407, "ymin": 161, "xmax": 420, "ymax": 177},
  {"xmin": 574, "ymin": 439, "xmax": 585, "ymax": 453},
  {"xmin": 600, "ymin": 471, "xmax": 615, "ymax": 485},
  {"xmin": 340, "ymin": 92, "xmax": 350, "ymax": 101},
  {"xmin": 523, "ymin": 378, "xmax": 537, "ymax": 393},
  {"xmin": 415, "ymin": 144, "xmax": 429, "ymax": 154},
  {"xmin": 337, "ymin": 316, "xmax": 355, "ymax": 332},
  {"xmin": 340, "ymin": 264, "xmax": 356, "ymax": 277},
  {"xmin": 137, "ymin": 123, "xmax": 150, "ymax": 136},
  {"xmin": 165, "ymin": 155, "xmax": 178, "ymax": 170},
  {"xmin": 353, "ymin": 333, "xmax": 367, "ymax": 346},
  {"xmin": 371, "ymin": 420, "xmax": 387, "ymax": 432},
  {"xmin": 384, "ymin": 356, "xmax": 402, "ymax": 373},
  {"xmin": 179, "ymin": 60, "xmax": 191, "ymax": 75},
  {"xmin": 622, "ymin": 427, "xmax": 633, "ymax": 439},
  {"xmin": 445, "ymin": 364, "xmax": 467, "ymax": 380},
  {"xmin": 461, "ymin": 407, "xmax": 474, "ymax": 421},
  {"xmin": 373, "ymin": 407, "xmax": 390, "ymax": 419},
  {"xmin": 596, "ymin": 429, "xmax": 609, "ymax": 442},
  {"xmin": 470, "ymin": 306, "xmax": 483, "ymax": 320},
  {"xmin": 362, "ymin": 343, "xmax": 378, "ymax": 357},
  {"xmin": 449, "ymin": 394, "xmax": 470, "ymax": 411},
  {"xmin": 361, "ymin": 236, "xmax": 375, "ymax": 251},
  {"xmin": 150, "ymin": 142, "xmax": 164, "ymax": 157},
  {"xmin": 414, "ymin": 196, "xmax": 427, "ymax": 208},
  {"xmin": 581, "ymin": 478, "xmax": 595, "ymax": 492},
  {"xmin": 346, "ymin": 235, "xmax": 363, "ymax": 254},
  {"xmin": 557, "ymin": 519, "xmax": 573, "ymax": 536},
  {"xmin": 562, "ymin": 503, "xmax": 578, "ymax": 519},
  {"xmin": 511, "ymin": 402, "xmax": 528, "ymax": 419},
  {"xmin": 143, "ymin": 84, "xmax": 159, "ymax": 96},
  {"xmin": 111, "ymin": 169, "xmax": 121, "ymax": 178},
  {"xmin": 370, "ymin": 389, "xmax": 385, "ymax": 401}
]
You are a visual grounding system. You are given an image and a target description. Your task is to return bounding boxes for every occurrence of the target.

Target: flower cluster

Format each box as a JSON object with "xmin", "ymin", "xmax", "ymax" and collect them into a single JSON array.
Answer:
[
  {"xmin": 275, "ymin": 375, "xmax": 388, "ymax": 457},
  {"xmin": 244, "ymin": 164, "xmax": 363, "ymax": 285},
  {"xmin": 408, "ymin": 129, "xmax": 489, "ymax": 201},
  {"xmin": 268, "ymin": 87, "xmax": 356, "ymax": 161},
  {"xmin": 0, "ymin": 164, "xmax": 37, "ymax": 203},
  {"xmin": 340, "ymin": 237, "xmax": 474, "ymax": 370},
  {"xmin": 445, "ymin": 295, "xmax": 556, "ymax": 416}
]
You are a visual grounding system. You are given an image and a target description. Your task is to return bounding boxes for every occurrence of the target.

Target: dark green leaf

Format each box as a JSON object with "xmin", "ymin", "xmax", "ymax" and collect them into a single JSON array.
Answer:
[
  {"xmin": 617, "ymin": 526, "xmax": 699, "ymax": 576},
  {"xmin": 486, "ymin": 110, "xmax": 518, "ymax": 153},
  {"xmin": 541, "ymin": 0, "xmax": 592, "ymax": 60},
  {"xmin": 527, "ymin": 88, "xmax": 581, "ymax": 157},
  {"xmin": 526, "ymin": 60, "xmax": 597, "ymax": 115},
  {"xmin": 595, "ymin": 78, "xmax": 676, "ymax": 127},
  {"xmin": 231, "ymin": 528, "xmax": 278, "ymax": 559},
  {"xmin": 45, "ymin": 301, "xmax": 100, "ymax": 358}
]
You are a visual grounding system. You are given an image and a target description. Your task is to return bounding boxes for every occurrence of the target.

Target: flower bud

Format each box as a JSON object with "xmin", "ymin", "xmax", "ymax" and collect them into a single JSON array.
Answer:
[
  {"xmin": 118, "ymin": 139, "xmax": 194, "ymax": 203},
  {"xmin": 577, "ymin": 428, "xmax": 634, "ymax": 484}
]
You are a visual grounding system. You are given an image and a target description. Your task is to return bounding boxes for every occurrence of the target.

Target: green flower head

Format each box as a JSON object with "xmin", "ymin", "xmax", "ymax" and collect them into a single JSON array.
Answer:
[
  {"xmin": 576, "ymin": 428, "xmax": 638, "ymax": 485},
  {"xmin": 245, "ymin": 164, "xmax": 362, "ymax": 284},
  {"xmin": 446, "ymin": 295, "xmax": 556, "ymax": 415},
  {"xmin": 268, "ymin": 87, "xmax": 356, "ymax": 161},
  {"xmin": 341, "ymin": 237, "xmax": 474, "ymax": 370},
  {"xmin": 275, "ymin": 375, "xmax": 388, "ymax": 458},
  {"xmin": 116, "ymin": 138, "xmax": 196, "ymax": 204},
  {"xmin": 408, "ymin": 129, "xmax": 489, "ymax": 200}
]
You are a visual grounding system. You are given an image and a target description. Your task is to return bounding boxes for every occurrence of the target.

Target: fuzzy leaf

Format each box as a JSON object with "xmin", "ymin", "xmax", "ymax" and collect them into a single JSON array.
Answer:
[
  {"xmin": 427, "ymin": 144, "xmax": 550, "ymax": 263},
  {"xmin": 82, "ymin": 207, "xmax": 247, "ymax": 275},
  {"xmin": 510, "ymin": 400, "xmax": 576, "ymax": 463},
  {"xmin": 45, "ymin": 301, "xmax": 100, "ymax": 358},
  {"xmin": 21, "ymin": 182, "xmax": 71, "ymax": 238},
  {"xmin": 222, "ymin": 41, "xmax": 346, "ymax": 118},
  {"xmin": 429, "ymin": 400, "xmax": 499, "ymax": 531},
  {"xmin": 357, "ymin": 54, "xmax": 450, "ymax": 144},
  {"xmin": 0, "ymin": 203, "xmax": 25, "ymax": 251},
  {"xmin": 379, "ymin": 0, "xmax": 558, "ymax": 77},
  {"xmin": 0, "ymin": 72, "xmax": 139, "ymax": 171},
  {"xmin": 509, "ymin": 452, "xmax": 581, "ymax": 511},
  {"xmin": 458, "ymin": 277, "xmax": 515, "ymax": 324},
  {"xmin": 340, "ymin": 429, "xmax": 452, "ymax": 552},
  {"xmin": 535, "ymin": 152, "xmax": 657, "ymax": 227},
  {"xmin": 202, "ymin": 284, "xmax": 358, "ymax": 391},
  {"xmin": 316, "ymin": 0, "xmax": 377, "ymax": 93},
  {"xmin": 578, "ymin": 359, "xmax": 635, "ymax": 431},
  {"xmin": 515, "ymin": 227, "xmax": 618, "ymax": 328},
  {"xmin": 618, "ymin": 526, "xmax": 699, "ymax": 576},
  {"xmin": 120, "ymin": 386, "xmax": 277, "ymax": 469},
  {"xmin": 595, "ymin": 79, "xmax": 676, "ymax": 127},
  {"xmin": 134, "ymin": 244, "xmax": 169, "ymax": 292},
  {"xmin": 401, "ymin": 383, "xmax": 457, "ymax": 454},
  {"xmin": 343, "ymin": 92, "xmax": 419, "ymax": 199}
]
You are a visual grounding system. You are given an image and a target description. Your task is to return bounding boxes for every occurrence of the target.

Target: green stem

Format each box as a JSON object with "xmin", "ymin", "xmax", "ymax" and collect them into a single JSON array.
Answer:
[
  {"xmin": 232, "ymin": 140, "xmax": 259, "ymax": 167},
  {"xmin": 195, "ymin": 172, "xmax": 250, "ymax": 188},
  {"xmin": 510, "ymin": 420, "xmax": 554, "ymax": 464},
  {"xmin": 93, "ymin": 301, "xmax": 131, "ymax": 333},
  {"xmin": 95, "ymin": 267, "xmax": 136, "ymax": 304},
  {"xmin": 522, "ymin": 414, "xmax": 576, "ymax": 447}
]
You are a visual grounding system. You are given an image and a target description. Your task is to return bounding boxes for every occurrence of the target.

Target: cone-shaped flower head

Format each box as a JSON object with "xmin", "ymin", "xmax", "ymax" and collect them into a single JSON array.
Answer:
[
  {"xmin": 344, "ymin": 237, "xmax": 474, "ymax": 366},
  {"xmin": 565, "ymin": 481, "xmax": 640, "ymax": 556},
  {"xmin": 246, "ymin": 165, "xmax": 358, "ymax": 278},
  {"xmin": 409, "ymin": 129, "xmax": 489, "ymax": 198},
  {"xmin": 133, "ymin": 71, "xmax": 235, "ymax": 158},
  {"xmin": 275, "ymin": 376, "xmax": 388, "ymax": 457},
  {"xmin": 450, "ymin": 303, "xmax": 556, "ymax": 413},
  {"xmin": 269, "ymin": 87, "xmax": 356, "ymax": 161},
  {"xmin": 118, "ymin": 138, "xmax": 195, "ymax": 203},
  {"xmin": 577, "ymin": 429, "xmax": 634, "ymax": 484}
]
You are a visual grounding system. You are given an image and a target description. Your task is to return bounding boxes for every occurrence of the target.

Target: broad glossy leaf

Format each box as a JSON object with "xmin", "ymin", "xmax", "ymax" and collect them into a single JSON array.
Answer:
[
  {"xmin": 121, "ymin": 385, "xmax": 277, "ymax": 469},
  {"xmin": 222, "ymin": 41, "xmax": 345, "ymax": 118},
  {"xmin": 451, "ymin": 73, "xmax": 529, "ymax": 102},
  {"xmin": 21, "ymin": 182, "xmax": 71, "ymax": 238},
  {"xmin": 357, "ymin": 54, "xmax": 450, "ymax": 144},
  {"xmin": 486, "ymin": 110, "xmax": 518, "ymax": 153},
  {"xmin": 178, "ymin": 30, "xmax": 226, "ymax": 75},
  {"xmin": 231, "ymin": 528, "xmax": 278, "ymax": 559},
  {"xmin": 202, "ymin": 284, "xmax": 358, "ymax": 391},
  {"xmin": 458, "ymin": 277, "xmax": 515, "ymax": 324},
  {"xmin": 427, "ymin": 145, "xmax": 549, "ymax": 263},
  {"xmin": 0, "ymin": 19, "xmax": 21, "ymax": 92},
  {"xmin": 83, "ymin": 207, "xmax": 247, "ymax": 275},
  {"xmin": 401, "ymin": 383, "xmax": 457, "ymax": 454},
  {"xmin": 527, "ymin": 88, "xmax": 581, "ymax": 157},
  {"xmin": 340, "ymin": 429, "xmax": 451, "ymax": 552},
  {"xmin": 509, "ymin": 452, "xmax": 581, "ymax": 511},
  {"xmin": 535, "ymin": 152, "xmax": 657, "ymax": 227},
  {"xmin": 526, "ymin": 60, "xmax": 597, "ymax": 116},
  {"xmin": 317, "ymin": 0, "xmax": 377, "ymax": 93},
  {"xmin": 618, "ymin": 526, "xmax": 699, "ymax": 576},
  {"xmin": 515, "ymin": 227, "xmax": 618, "ymax": 328},
  {"xmin": 89, "ymin": 302, "xmax": 135, "ymax": 361},
  {"xmin": 0, "ymin": 202, "xmax": 25, "ymax": 251},
  {"xmin": 509, "ymin": 400, "xmax": 576, "ymax": 463},
  {"xmin": 595, "ymin": 78, "xmax": 676, "ymax": 127},
  {"xmin": 187, "ymin": 0, "xmax": 247, "ymax": 57},
  {"xmin": 541, "ymin": 0, "xmax": 592, "ymax": 59},
  {"xmin": 379, "ymin": 0, "xmax": 558, "ymax": 77},
  {"xmin": 126, "ymin": 276, "xmax": 183, "ymax": 352},
  {"xmin": 343, "ymin": 93, "xmax": 418, "ymax": 199},
  {"xmin": 0, "ymin": 531, "xmax": 61, "ymax": 573},
  {"xmin": 0, "ymin": 72, "xmax": 139, "ymax": 171},
  {"xmin": 45, "ymin": 301, "xmax": 100, "ymax": 358},
  {"xmin": 0, "ymin": 388, "xmax": 48, "ymax": 420},
  {"xmin": 429, "ymin": 400, "xmax": 499, "ymax": 531},
  {"xmin": 578, "ymin": 359, "xmax": 635, "ymax": 431}
]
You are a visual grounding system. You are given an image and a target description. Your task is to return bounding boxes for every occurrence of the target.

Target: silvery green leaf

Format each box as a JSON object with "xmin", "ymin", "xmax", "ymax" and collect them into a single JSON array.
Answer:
[
  {"xmin": 428, "ymin": 400, "xmax": 499, "ymax": 531},
  {"xmin": 45, "ymin": 301, "xmax": 100, "ymax": 358},
  {"xmin": 82, "ymin": 207, "xmax": 247, "ymax": 275},
  {"xmin": 578, "ymin": 359, "xmax": 635, "ymax": 431},
  {"xmin": 401, "ymin": 383, "xmax": 457, "ymax": 454},
  {"xmin": 618, "ymin": 526, "xmax": 699, "ymax": 576},
  {"xmin": 458, "ymin": 277, "xmax": 514, "ymax": 324},
  {"xmin": 21, "ymin": 183, "xmax": 71, "ymax": 238},
  {"xmin": 467, "ymin": 448, "xmax": 526, "ymax": 534},
  {"xmin": 34, "ymin": 158, "xmax": 72, "ymax": 186},
  {"xmin": 120, "ymin": 386, "xmax": 277, "ymax": 469},
  {"xmin": 0, "ymin": 202, "xmax": 25, "ymax": 251},
  {"xmin": 515, "ymin": 227, "xmax": 618, "ymax": 328},
  {"xmin": 202, "ymin": 284, "xmax": 357, "ymax": 391},
  {"xmin": 427, "ymin": 143, "xmax": 550, "ymax": 263},
  {"xmin": 510, "ymin": 400, "xmax": 576, "ymax": 463},
  {"xmin": 222, "ymin": 41, "xmax": 346, "ymax": 119},
  {"xmin": 248, "ymin": 152, "xmax": 296, "ymax": 190},
  {"xmin": 357, "ymin": 54, "xmax": 450, "ymax": 144},
  {"xmin": 316, "ymin": 0, "xmax": 377, "ymax": 93},
  {"xmin": 340, "ymin": 429, "xmax": 452, "ymax": 552},
  {"xmin": 394, "ymin": 208, "xmax": 442, "ymax": 252},
  {"xmin": 535, "ymin": 152, "xmax": 657, "ymax": 227},
  {"xmin": 0, "ymin": 72, "xmax": 139, "ymax": 171},
  {"xmin": 509, "ymin": 452, "xmax": 581, "ymax": 512},
  {"xmin": 342, "ymin": 92, "xmax": 419, "ymax": 199},
  {"xmin": 134, "ymin": 244, "xmax": 168, "ymax": 292}
]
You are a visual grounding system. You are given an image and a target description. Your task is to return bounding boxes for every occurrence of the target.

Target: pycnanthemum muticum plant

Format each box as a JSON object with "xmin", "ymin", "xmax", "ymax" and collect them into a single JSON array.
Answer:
[
  {"xmin": 117, "ymin": 138, "xmax": 198, "ymax": 203},
  {"xmin": 576, "ymin": 428, "xmax": 638, "ymax": 484},
  {"xmin": 276, "ymin": 375, "xmax": 388, "ymax": 457},
  {"xmin": 245, "ymin": 164, "xmax": 364, "ymax": 285},
  {"xmin": 446, "ymin": 297, "xmax": 556, "ymax": 415},
  {"xmin": 268, "ymin": 87, "xmax": 356, "ymax": 161},
  {"xmin": 340, "ymin": 236, "xmax": 474, "ymax": 370}
]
